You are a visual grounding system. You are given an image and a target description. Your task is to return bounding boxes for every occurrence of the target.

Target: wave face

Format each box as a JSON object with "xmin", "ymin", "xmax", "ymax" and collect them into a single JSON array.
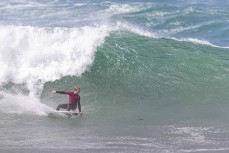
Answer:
[{"xmin": 40, "ymin": 32, "xmax": 229, "ymax": 123}]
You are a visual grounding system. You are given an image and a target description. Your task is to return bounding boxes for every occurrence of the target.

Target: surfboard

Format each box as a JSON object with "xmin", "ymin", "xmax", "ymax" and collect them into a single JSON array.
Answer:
[{"xmin": 48, "ymin": 110, "xmax": 79, "ymax": 118}]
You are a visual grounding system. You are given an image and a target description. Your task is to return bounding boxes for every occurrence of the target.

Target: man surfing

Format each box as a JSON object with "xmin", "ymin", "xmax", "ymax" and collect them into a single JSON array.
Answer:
[{"xmin": 51, "ymin": 87, "xmax": 82, "ymax": 116}]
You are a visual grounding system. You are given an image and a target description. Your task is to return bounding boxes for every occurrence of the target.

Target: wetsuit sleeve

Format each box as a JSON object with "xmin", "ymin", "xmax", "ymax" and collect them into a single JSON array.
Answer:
[
  {"xmin": 56, "ymin": 91, "xmax": 65, "ymax": 94},
  {"xmin": 56, "ymin": 91, "xmax": 71, "ymax": 95},
  {"xmin": 78, "ymin": 97, "xmax": 81, "ymax": 112}
]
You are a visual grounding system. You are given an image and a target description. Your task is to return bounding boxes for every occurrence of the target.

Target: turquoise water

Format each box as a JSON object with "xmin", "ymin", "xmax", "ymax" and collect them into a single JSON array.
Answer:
[{"xmin": 1, "ymin": 0, "xmax": 229, "ymax": 152}]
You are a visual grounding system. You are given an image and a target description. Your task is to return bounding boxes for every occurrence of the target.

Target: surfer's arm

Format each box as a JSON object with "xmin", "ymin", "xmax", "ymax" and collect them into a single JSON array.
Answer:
[
  {"xmin": 52, "ymin": 91, "xmax": 71, "ymax": 95},
  {"xmin": 56, "ymin": 91, "xmax": 66, "ymax": 94},
  {"xmin": 78, "ymin": 99, "xmax": 81, "ymax": 113}
]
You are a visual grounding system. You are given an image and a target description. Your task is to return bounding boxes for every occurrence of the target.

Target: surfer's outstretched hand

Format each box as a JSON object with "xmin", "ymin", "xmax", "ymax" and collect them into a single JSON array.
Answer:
[{"xmin": 51, "ymin": 91, "xmax": 56, "ymax": 94}]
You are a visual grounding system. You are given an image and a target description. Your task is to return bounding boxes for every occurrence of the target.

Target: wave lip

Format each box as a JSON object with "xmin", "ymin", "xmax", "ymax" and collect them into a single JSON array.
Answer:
[
  {"xmin": 115, "ymin": 21, "xmax": 229, "ymax": 49},
  {"xmin": 175, "ymin": 37, "xmax": 229, "ymax": 49}
]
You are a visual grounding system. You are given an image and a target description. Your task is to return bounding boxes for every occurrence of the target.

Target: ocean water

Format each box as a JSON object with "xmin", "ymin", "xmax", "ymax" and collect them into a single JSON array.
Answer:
[{"xmin": 1, "ymin": 0, "xmax": 229, "ymax": 152}]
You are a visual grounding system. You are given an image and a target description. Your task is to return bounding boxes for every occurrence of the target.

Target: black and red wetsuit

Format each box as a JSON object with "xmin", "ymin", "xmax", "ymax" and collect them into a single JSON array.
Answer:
[{"xmin": 55, "ymin": 91, "xmax": 81, "ymax": 112}]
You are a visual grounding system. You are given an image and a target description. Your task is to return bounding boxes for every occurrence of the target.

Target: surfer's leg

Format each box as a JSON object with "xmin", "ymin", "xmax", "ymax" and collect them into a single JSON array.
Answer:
[
  {"xmin": 67, "ymin": 104, "xmax": 77, "ymax": 111},
  {"xmin": 56, "ymin": 104, "xmax": 68, "ymax": 111},
  {"xmin": 69, "ymin": 104, "xmax": 78, "ymax": 116},
  {"xmin": 69, "ymin": 104, "xmax": 77, "ymax": 111}
]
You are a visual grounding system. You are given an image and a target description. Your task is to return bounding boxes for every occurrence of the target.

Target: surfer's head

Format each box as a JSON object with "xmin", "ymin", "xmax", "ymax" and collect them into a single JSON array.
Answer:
[{"xmin": 74, "ymin": 87, "xmax": 80, "ymax": 94}]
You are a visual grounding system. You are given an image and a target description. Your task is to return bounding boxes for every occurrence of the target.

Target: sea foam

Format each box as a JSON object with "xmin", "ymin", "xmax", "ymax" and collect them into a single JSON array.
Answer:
[{"xmin": 0, "ymin": 25, "xmax": 111, "ymax": 97}]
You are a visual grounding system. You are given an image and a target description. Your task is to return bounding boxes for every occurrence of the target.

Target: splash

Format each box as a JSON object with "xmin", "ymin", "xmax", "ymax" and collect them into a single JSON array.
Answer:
[{"xmin": 0, "ymin": 91, "xmax": 53, "ymax": 115}]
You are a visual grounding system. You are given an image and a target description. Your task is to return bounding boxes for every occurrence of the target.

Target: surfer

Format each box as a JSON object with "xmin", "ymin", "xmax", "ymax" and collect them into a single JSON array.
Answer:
[{"xmin": 51, "ymin": 87, "xmax": 82, "ymax": 116}]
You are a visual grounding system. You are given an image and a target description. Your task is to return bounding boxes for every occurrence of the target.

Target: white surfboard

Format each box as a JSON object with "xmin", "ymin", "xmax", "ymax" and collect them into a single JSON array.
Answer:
[{"xmin": 48, "ymin": 110, "xmax": 79, "ymax": 118}]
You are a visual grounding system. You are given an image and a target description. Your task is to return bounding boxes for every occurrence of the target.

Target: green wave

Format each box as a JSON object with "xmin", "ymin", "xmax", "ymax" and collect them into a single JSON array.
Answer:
[{"xmin": 42, "ymin": 31, "xmax": 229, "ymax": 122}]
